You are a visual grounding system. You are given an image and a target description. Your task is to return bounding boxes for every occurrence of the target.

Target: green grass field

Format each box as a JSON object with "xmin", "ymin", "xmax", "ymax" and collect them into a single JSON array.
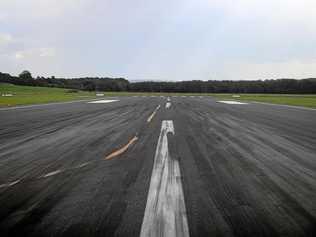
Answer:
[
  {"xmin": 1, "ymin": 83, "xmax": 315, "ymax": 108},
  {"xmin": 210, "ymin": 93, "xmax": 316, "ymax": 108},
  {"xmin": 0, "ymin": 83, "xmax": 97, "ymax": 107}
]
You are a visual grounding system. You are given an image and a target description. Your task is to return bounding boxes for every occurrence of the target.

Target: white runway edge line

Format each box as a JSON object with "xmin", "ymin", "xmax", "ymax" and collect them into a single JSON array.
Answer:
[
  {"xmin": 218, "ymin": 100, "xmax": 248, "ymax": 105},
  {"xmin": 165, "ymin": 102, "xmax": 171, "ymax": 109},
  {"xmin": 88, "ymin": 99, "xmax": 119, "ymax": 104},
  {"xmin": 140, "ymin": 120, "xmax": 190, "ymax": 237}
]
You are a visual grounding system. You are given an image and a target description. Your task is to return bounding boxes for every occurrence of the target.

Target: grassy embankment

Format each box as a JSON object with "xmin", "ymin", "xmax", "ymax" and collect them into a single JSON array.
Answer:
[{"xmin": 1, "ymin": 83, "xmax": 315, "ymax": 108}]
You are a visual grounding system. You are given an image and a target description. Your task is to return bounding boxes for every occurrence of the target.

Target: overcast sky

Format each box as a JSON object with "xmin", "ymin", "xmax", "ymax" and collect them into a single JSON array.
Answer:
[{"xmin": 1, "ymin": 0, "xmax": 316, "ymax": 80}]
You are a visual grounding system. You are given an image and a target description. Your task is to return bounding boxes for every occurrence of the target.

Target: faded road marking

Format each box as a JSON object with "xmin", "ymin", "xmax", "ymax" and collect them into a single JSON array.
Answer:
[
  {"xmin": 140, "ymin": 120, "xmax": 189, "ymax": 237},
  {"xmin": 165, "ymin": 102, "xmax": 171, "ymax": 109},
  {"xmin": 88, "ymin": 100, "xmax": 119, "ymax": 104},
  {"xmin": 218, "ymin": 100, "xmax": 248, "ymax": 105},
  {"xmin": 105, "ymin": 135, "xmax": 138, "ymax": 160},
  {"xmin": 147, "ymin": 105, "xmax": 161, "ymax": 123},
  {"xmin": 74, "ymin": 162, "xmax": 91, "ymax": 168}
]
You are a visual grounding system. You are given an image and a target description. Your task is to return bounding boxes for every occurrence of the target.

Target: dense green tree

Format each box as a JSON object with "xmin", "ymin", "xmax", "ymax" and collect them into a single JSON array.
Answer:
[
  {"xmin": 1, "ymin": 71, "xmax": 316, "ymax": 93},
  {"xmin": 19, "ymin": 70, "xmax": 32, "ymax": 80}
]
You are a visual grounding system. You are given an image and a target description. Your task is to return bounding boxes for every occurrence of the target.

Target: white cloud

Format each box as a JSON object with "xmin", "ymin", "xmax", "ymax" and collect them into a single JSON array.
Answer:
[
  {"xmin": 15, "ymin": 48, "xmax": 56, "ymax": 60},
  {"xmin": 220, "ymin": 59, "xmax": 316, "ymax": 80},
  {"xmin": 0, "ymin": 0, "xmax": 91, "ymax": 20},
  {"xmin": 0, "ymin": 33, "xmax": 13, "ymax": 46},
  {"xmin": 204, "ymin": 0, "xmax": 316, "ymax": 29}
]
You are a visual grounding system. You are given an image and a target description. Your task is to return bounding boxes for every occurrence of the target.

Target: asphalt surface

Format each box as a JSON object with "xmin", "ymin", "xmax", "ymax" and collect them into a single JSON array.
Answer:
[{"xmin": 0, "ymin": 96, "xmax": 315, "ymax": 237}]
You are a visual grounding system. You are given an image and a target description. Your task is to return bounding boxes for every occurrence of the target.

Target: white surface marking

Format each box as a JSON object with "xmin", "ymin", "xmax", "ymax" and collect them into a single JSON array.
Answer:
[
  {"xmin": 140, "ymin": 120, "xmax": 189, "ymax": 237},
  {"xmin": 218, "ymin": 100, "xmax": 248, "ymax": 105},
  {"xmin": 74, "ymin": 162, "xmax": 90, "ymax": 168},
  {"xmin": 147, "ymin": 105, "xmax": 161, "ymax": 123},
  {"xmin": 43, "ymin": 170, "xmax": 62, "ymax": 177},
  {"xmin": 0, "ymin": 180, "xmax": 21, "ymax": 188},
  {"xmin": 165, "ymin": 102, "xmax": 171, "ymax": 109},
  {"xmin": 88, "ymin": 100, "xmax": 119, "ymax": 104}
]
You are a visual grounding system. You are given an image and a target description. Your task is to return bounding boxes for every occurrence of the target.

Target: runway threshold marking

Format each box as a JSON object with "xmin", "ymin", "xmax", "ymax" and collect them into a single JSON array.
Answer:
[
  {"xmin": 105, "ymin": 135, "xmax": 138, "ymax": 160},
  {"xmin": 218, "ymin": 100, "xmax": 248, "ymax": 105},
  {"xmin": 140, "ymin": 120, "xmax": 189, "ymax": 237},
  {"xmin": 147, "ymin": 105, "xmax": 161, "ymax": 123}
]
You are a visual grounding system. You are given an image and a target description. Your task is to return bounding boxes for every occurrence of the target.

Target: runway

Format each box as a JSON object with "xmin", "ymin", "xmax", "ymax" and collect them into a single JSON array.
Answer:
[{"xmin": 0, "ymin": 96, "xmax": 315, "ymax": 237}]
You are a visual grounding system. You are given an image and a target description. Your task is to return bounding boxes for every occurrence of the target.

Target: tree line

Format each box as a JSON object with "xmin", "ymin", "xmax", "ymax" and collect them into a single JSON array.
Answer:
[{"xmin": 1, "ymin": 71, "xmax": 316, "ymax": 93}]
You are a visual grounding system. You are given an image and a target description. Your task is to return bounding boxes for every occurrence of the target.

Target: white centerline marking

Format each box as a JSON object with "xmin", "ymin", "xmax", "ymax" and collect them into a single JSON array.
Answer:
[
  {"xmin": 147, "ymin": 105, "xmax": 161, "ymax": 123},
  {"xmin": 165, "ymin": 102, "xmax": 171, "ymax": 109},
  {"xmin": 218, "ymin": 100, "xmax": 248, "ymax": 105},
  {"xmin": 140, "ymin": 120, "xmax": 189, "ymax": 237},
  {"xmin": 88, "ymin": 100, "xmax": 119, "ymax": 104}
]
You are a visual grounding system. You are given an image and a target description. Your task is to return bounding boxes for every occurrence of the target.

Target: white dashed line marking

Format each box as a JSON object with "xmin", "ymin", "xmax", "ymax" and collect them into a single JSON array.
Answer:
[
  {"xmin": 165, "ymin": 102, "xmax": 171, "ymax": 109},
  {"xmin": 88, "ymin": 100, "xmax": 119, "ymax": 104},
  {"xmin": 74, "ymin": 162, "xmax": 91, "ymax": 168},
  {"xmin": 140, "ymin": 120, "xmax": 189, "ymax": 237},
  {"xmin": 147, "ymin": 105, "xmax": 161, "ymax": 123},
  {"xmin": 218, "ymin": 100, "xmax": 248, "ymax": 105},
  {"xmin": 43, "ymin": 170, "xmax": 62, "ymax": 178},
  {"xmin": 0, "ymin": 180, "xmax": 21, "ymax": 189}
]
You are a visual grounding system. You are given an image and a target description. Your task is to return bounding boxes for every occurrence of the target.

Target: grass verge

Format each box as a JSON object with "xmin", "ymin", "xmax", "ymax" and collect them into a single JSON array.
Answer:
[
  {"xmin": 210, "ymin": 93, "xmax": 316, "ymax": 108},
  {"xmin": 1, "ymin": 84, "xmax": 315, "ymax": 108},
  {"xmin": 0, "ymin": 83, "xmax": 97, "ymax": 107}
]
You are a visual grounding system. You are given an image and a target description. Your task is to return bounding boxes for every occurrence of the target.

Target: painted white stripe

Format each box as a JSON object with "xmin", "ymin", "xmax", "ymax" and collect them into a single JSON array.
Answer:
[
  {"xmin": 74, "ymin": 162, "xmax": 90, "ymax": 168},
  {"xmin": 218, "ymin": 100, "xmax": 248, "ymax": 105},
  {"xmin": 167, "ymin": 97, "xmax": 171, "ymax": 102},
  {"xmin": 165, "ymin": 102, "xmax": 171, "ymax": 109},
  {"xmin": 147, "ymin": 105, "xmax": 161, "ymax": 123},
  {"xmin": 88, "ymin": 100, "xmax": 119, "ymax": 104},
  {"xmin": 0, "ymin": 180, "xmax": 21, "ymax": 188},
  {"xmin": 43, "ymin": 170, "xmax": 62, "ymax": 177},
  {"xmin": 140, "ymin": 120, "xmax": 189, "ymax": 237}
]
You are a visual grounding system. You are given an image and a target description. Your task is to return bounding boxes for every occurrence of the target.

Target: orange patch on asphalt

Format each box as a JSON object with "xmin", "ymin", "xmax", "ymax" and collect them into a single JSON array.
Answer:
[{"xmin": 105, "ymin": 136, "xmax": 138, "ymax": 160}]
